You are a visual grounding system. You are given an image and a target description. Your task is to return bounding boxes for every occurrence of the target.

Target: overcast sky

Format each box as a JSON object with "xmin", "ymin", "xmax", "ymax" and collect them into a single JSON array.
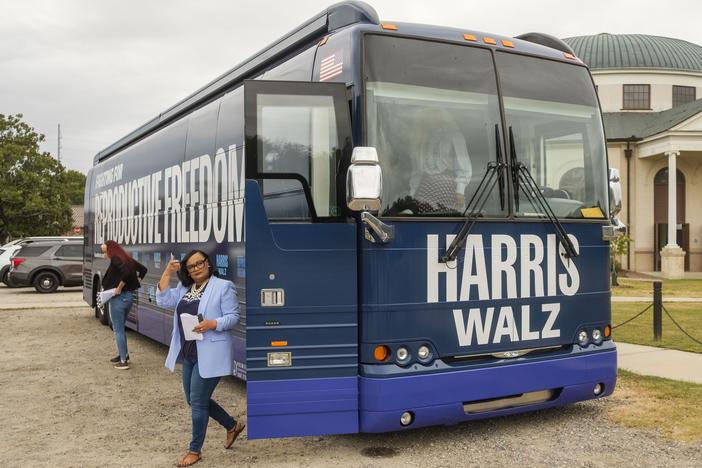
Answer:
[{"xmin": 3, "ymin": 0, "xmax": 702, "ymax": 174}]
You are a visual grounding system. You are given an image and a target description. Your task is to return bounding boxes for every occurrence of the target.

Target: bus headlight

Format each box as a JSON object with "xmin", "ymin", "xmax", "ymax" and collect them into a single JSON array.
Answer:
[
  {"xmin": 417, "ymin": 345, "xmax": 432, "ymax": 363},
  {"xmin": 592, "ymin": 328, "xmax": 603, "ymax": 345},
  {"xmin": 396, "ymin": 346, "xmax": 411, "ymax": 365},
  {"xmin": 577, "ymin": 329, "xmax": 589, "ymax": 347}
]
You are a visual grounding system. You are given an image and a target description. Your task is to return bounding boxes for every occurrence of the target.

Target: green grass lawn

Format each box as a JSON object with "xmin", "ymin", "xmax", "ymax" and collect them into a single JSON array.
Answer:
[
  {"xmin": 611, "ymin": 370, "xmax": 702, "ymax": 441},
  {"xmin": 612, "ymin": 302, "xmax": 702, "ymax": 353},
  {"xmin": 611, "ymin": 278, "xmax": 702, "ymax": 298}
]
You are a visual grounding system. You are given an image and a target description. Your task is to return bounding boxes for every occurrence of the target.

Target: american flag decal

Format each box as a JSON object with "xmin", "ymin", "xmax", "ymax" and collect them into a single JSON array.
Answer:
[{"xmin": 319, "ymin": 54, "xmax": 343, "ymax": 82}]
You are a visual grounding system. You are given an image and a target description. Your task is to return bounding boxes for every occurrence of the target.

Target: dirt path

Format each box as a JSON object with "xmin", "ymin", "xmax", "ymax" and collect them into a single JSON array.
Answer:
[{"xmin": 1, "ymin": 304, "xmax": 701, "ymax": 467}]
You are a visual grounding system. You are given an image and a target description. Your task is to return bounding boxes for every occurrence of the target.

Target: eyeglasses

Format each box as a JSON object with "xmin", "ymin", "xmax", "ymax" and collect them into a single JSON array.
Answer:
[{"xmin": 186, "ymin": 259, "xmax": 208, "ymax": 272}]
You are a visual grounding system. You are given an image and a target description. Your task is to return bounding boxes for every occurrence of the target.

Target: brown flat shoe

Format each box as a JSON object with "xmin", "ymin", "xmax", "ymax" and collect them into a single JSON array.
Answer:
[
  {"xmin": 225, "ymin": 421, "xmax": 246, "ymax": 449},
  {"xmin": 176, "ymin": 451, "xmax": 201, "ymax": 467}
]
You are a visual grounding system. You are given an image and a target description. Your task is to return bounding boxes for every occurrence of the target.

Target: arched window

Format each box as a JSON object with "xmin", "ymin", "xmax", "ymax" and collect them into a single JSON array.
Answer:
[{"xmin": 654, "ymin": 167, "xmax": 685, "ymax": 185}]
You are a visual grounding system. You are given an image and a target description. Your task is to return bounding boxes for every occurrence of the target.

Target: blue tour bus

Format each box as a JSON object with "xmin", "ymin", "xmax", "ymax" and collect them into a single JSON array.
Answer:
[{"xmin": 82, "ymin": 1, "xmax": 621, "ymax": 440}]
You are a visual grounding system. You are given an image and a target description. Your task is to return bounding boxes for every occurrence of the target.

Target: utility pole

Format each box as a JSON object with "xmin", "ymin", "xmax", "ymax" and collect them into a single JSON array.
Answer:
[{"xmin": 57, "ymin": 123, "xmax": 62, "ymax": 163}]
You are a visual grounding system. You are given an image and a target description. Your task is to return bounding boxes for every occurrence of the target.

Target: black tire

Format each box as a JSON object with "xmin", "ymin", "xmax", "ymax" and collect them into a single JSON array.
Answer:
[
  {"xmin": 33, "ymin": 271, "xmax": 60, "ymax": 293},
  {"xmin": 96, "ymin": 290, "xmax": 111, "ymax": 326}
]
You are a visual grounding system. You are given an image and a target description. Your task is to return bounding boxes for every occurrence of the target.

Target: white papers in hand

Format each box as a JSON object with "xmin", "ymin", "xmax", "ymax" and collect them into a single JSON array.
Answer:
[
  {"xmin": 180, "ymin": 314, "xmax": 204, "ymax": 341},
  {"xmin": 99, "ymin": 288, "xmax": 116, "ymax": 305}
]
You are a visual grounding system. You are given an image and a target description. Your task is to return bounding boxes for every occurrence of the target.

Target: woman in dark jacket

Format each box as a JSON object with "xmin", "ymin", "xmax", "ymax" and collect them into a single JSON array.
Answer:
[{"xmin": 101, "ymin": 240, "xmax": 147, "ymax": 370}]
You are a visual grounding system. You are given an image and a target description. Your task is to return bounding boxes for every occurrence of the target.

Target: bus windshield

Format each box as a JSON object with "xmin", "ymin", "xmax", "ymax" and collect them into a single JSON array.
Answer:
[
  {"xmin": 363, "ymin": 35, "xmax": 608, "ymax": 219},
  {"xmin": 364, "ymin": 35, "xmax": 506, "ymax": 217},
  {"xmin": 495, "ymin": 52, "xmax": 609, "ymax": 219}
]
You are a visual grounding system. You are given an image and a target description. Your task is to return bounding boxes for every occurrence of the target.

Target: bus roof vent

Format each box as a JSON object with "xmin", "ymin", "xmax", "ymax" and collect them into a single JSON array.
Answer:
[
  {"xmin": 328, "ymin": 1, "xmax": 379, "ymax": 30},
  {"xmin": 515, "ymin": 32, "xmax": 575, "ymax": 55}
]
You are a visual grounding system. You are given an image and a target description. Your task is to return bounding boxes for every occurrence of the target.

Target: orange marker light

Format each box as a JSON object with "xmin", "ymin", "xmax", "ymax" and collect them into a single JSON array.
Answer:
[
  {"xmin": 463, "ymin": 34, "xmax": 477, "ymax": 42},
  {"xmin": 564, "ymin": 52, "xmax": 575, "ymax": 60},
  {"xmin": 381, "ymin": 23, "xmax": 398, "ymax": 31},
  {"xmin": 604, "ymin": 325, "xmax": 612, "ymax": 338},
  {"xmin": 271, "ymin": 341, "xmax": 288, "ymax": 347},
  {"xmin": 502, "ymin": 40, "xmax": 514, "ymax": 48},
  {"xmin": 484, "ymin": 37, "xmax": 497, "ymax": 45},
  {"xmin": 319, "ymin": 36, "xmax": 329, "ymax": 46},
  {"xmin": 374, "ymin": 345, "xmax": 390, "ymax": 362}
]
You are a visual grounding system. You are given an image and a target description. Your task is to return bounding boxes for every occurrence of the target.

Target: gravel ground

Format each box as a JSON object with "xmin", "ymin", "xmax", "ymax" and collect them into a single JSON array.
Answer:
[{"xmin": 1, "ymin": 290, "xmax": 701, "ymax": 467}]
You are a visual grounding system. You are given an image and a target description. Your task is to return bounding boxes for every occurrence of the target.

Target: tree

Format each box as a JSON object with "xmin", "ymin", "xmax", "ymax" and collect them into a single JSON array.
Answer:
[
  {"xmin": 64, "ymin": 169, "xmax": 86, "ymax": 205},
  {"xmin": 0, "ymin": 113, "xmax": 73, "ymax": 241},
  {"xmin": 610, "ymin": 232, "xmax": 631, "ymax": 287}
]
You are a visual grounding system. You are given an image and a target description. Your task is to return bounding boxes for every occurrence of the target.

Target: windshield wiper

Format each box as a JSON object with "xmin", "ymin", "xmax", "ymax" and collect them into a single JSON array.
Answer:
[
  {"xmin": 495, "ymin": 124, "xmax": 506, "ymax": 211},
  {"xmin": 441, "ymin": 125, "xmax": 506, "ymax": 263},
  {"xmin": 509, "ymin": 127, "xmax": 578, "ymax": 259}
]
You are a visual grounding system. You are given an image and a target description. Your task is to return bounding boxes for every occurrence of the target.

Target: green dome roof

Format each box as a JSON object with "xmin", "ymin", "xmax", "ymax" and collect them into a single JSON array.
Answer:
[{"xmin": 563, "ymin": 33, "xmax": 702, "ymax": 72}]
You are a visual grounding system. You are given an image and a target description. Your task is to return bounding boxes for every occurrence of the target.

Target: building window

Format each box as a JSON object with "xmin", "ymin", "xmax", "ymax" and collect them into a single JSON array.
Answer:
[
  {"xmin": 623, "ymin": 84, "xmax": 650, "ymax": 110},
  {"xmin": 672, "ymin": 85, "xmax": 696, "ymax": 107}
]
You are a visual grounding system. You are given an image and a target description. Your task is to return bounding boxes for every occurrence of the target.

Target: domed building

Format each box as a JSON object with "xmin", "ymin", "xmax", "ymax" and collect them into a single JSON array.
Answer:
[{"xmin": 564, "ymin": 33, "xmax": 702, "ymax": 276}]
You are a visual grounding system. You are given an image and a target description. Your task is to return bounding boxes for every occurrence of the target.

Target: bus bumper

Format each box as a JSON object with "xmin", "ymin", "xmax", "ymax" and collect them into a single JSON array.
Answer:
[{"xmin": 359, "ymin": 345, "xmax": 617, "ymax": 433}]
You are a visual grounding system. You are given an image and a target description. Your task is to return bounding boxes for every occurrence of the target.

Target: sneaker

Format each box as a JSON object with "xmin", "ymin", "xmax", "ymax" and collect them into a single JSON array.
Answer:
[
  {"xmin": 110, "ymin": 354, "xmax": 129, "ymax": 363},
  {"xmin": 114, "ymin": 361, "xmax": 130, "ymax": 370}
]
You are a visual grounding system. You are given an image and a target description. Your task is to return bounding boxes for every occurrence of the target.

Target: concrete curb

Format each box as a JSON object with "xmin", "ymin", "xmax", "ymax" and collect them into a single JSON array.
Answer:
[{"xmin": 616, "ymin": 342, "xmax": 702, "ymax": 384}]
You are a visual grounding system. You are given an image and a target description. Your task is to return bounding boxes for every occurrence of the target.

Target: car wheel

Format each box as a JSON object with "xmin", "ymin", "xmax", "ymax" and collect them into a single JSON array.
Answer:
[
  {"xmin": 34, "ymin": 271, "xmax": 60, "ymax": 293},
  {"xmin": 97, "ymin": 291, "xmax": 110, "ymax": 326}
]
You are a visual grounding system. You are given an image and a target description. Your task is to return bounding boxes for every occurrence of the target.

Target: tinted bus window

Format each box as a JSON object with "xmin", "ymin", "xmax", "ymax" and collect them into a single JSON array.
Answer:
[
  {"xmin": 364, "ymin": 35, "xmax": 505, "ymax": 217},
  {"xmin": 256, "ymin": 93, "xmax": 341, "ymax": 219},
  {"xmin": 495, "ymin": 53, "xmax": 608, "ymax": 219}
]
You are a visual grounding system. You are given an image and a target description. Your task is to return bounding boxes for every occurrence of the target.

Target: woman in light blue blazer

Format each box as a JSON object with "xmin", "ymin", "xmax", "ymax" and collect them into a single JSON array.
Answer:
[{"xmin": 157, "ymin": 250, "xmax": 245, "ymax": 467}]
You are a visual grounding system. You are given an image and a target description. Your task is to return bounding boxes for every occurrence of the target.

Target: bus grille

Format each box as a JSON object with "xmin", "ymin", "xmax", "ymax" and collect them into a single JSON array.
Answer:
[{"xmin": 444, "ymin": 345, "xmax": 569, "ymax": 365}]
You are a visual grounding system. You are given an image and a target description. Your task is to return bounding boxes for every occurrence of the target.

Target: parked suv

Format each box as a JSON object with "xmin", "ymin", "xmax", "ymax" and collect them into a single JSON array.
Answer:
[
  {"xmin": 7, "ymin": 239, "xmax": 83, "ymax": 293},
  {"xmin": 1, "ymin": 236, "xmax": 80, "ymax": 286}
]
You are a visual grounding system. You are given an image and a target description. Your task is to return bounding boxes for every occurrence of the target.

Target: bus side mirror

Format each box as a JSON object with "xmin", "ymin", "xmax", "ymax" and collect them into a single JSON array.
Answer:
[
  {"xmin": 609, "ymin": 168, "xmax": 622, "ymax": 218},
  {"xmin": 347, "ymin": 147, "xmax": 382, "ymax": 212}
]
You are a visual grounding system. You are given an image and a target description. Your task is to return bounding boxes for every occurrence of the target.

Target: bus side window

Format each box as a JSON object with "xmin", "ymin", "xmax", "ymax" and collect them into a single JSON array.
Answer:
[{"xmin": 258, "ymin": 95, "xmax": 340, "ymax": 221}]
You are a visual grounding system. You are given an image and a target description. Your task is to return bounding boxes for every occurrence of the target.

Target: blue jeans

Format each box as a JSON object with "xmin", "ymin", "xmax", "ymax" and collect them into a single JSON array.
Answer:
[
  {"xmin": 109, "ymin": 291, "xmax": 133, "ymax": 362},
  {"xmin": 182, "ymin": 358, "xmax": 236, "ymax": 453}
]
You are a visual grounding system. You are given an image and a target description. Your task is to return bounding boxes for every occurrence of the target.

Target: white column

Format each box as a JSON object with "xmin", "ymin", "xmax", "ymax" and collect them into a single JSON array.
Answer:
[{"xmin": 665, "ymin": 151, "xmax": 680, "ymax": 248}]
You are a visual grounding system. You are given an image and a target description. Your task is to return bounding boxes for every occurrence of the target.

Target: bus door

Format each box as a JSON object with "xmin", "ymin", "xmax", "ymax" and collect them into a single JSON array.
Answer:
[{"xmin": 243, "ymin": 80, "xmax": 358, "ymax": 439}]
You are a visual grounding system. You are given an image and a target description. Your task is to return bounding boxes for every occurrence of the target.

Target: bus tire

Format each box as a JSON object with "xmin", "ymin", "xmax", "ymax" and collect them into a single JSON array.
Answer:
[{"xmin": 33, "ymin": 271, "xmax": 60, "ymax": 293}]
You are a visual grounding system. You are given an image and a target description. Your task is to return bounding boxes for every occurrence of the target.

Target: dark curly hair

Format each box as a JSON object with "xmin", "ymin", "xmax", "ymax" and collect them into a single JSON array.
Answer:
[{"xmin": 178, "ymin": 250, "xmax": 216, "ymax": 287}]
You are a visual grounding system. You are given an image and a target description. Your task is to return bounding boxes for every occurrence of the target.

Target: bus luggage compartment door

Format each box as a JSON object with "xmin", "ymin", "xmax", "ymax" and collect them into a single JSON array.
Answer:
[{"xmin": 244, "ymin": 80, "xmax": 358, "ymax": 440}]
